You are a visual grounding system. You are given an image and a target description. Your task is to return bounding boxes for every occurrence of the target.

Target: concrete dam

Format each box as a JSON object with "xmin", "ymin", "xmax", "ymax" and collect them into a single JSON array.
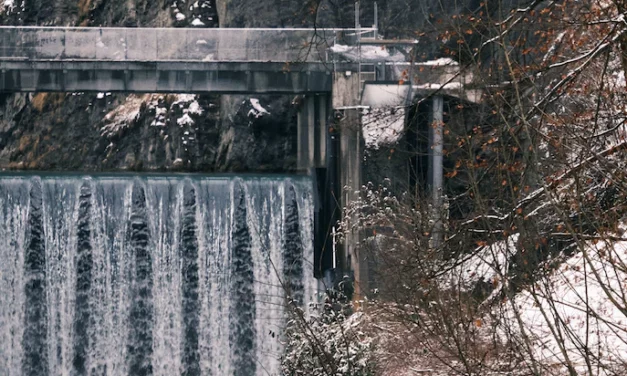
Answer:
[{"xmin": 0, "ymin": 25, "xmax": 466, "ymax": 375}]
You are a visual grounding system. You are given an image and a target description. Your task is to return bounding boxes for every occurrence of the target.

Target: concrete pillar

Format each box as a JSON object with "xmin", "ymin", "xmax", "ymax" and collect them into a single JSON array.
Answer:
[
  {"xmin": 332, "ymin": 71, "xmax": 367, "ymax": 299},
  {"xmin": 315, "ymin": 95, "xmax": 328, "ymax": 168},
  {"xmin": 297, "ymin": 96, "xmax": 310, "ymax": 171},
  {"xmin": 430, "ymin": 96, "xmax": 444, "ymax": 248},
  {"xmin": 298, "ymin": 95, "xmax": 329, "ymax": 171},
  {"xmin": 307, "ymin": 96, "xmax": 316, "ymax": 167}
]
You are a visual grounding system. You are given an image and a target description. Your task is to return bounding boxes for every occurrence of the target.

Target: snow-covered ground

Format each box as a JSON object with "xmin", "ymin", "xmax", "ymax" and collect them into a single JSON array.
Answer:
[
  {"xmin": 500, "ymin": 236, "xmax": 627, "ymax": 375},
  {"xmin": 341, "ymin": 230, "xmax": 627, "ymax": 375},
  {"xmin": 444, "ymin": 235, "xmax": 519, "ymax": 292}
]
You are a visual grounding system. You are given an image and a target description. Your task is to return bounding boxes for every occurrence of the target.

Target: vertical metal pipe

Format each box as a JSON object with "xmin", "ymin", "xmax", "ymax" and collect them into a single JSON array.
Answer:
[
  {"xmin": 431, "ymin": 95, "xmax": 444, "ymax": 248},
  {"xmin": 355, "ymin": 1, "xmax": 361, "ymax": 32},
  {"xmin": 317, "ymin": 95, "xmax": 327, "ymax": 167},
  {"xmin": 374, "ymin": 2, "xmax": 378, "ymax": 39}
]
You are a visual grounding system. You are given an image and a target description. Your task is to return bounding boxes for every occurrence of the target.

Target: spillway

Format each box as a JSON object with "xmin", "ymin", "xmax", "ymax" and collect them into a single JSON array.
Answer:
[{"xmin": 0, "ymin": 175, "xmax": 316, "ymax": 376}]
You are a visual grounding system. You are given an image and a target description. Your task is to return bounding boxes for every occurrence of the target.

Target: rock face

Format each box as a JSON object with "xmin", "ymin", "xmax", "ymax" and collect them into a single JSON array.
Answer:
[{"xmin": 0, "ymin": 92, "xmax": 297, "ymax": 172}]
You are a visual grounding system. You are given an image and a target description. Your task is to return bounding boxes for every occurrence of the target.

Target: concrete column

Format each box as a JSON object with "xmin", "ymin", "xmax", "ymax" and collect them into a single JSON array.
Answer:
[
  {"xmin": 430, "ymin": 96, "xmax": 444, "ymax": 248},
  {"xmin": 332, "ymin": 71, "xmax": 367, "ymax": 299},
  {"xmin": 307, "ymin": 96, "xmax": 316, "ymax": 168},
  {"xmin": 298, "ymin": 95, "xmax": 332, "ymax": 171},
  {"xmin": 297, "ymin": 96, "xmax": 310, "ymax": 171},
  {"xmin": 315, "ymin": 95, "xmax": 328, "ymax": 167}
]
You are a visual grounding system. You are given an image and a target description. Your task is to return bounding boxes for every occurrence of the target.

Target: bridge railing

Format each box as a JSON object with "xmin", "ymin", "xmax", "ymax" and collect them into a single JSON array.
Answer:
[{"xmin": 0, "ymin": 27, "xmax": 372, "ymax": 62}]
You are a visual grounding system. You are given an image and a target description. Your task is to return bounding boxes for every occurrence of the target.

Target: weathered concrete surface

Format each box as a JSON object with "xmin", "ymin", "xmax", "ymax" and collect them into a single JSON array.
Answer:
[
  {"xmin": 0, "ymin": 27, "xmax": 338, "ymax": 62},
  {"xmin": 0, "ymin": 61, "xmax": 344, "ymax": 94},
  {"xmin": 296, "ymin": 94, "xmax": 329, "ymax": 171},
  {"xmin": 332, "ymin": 71, "xmax": 368, "ymax": 297}
]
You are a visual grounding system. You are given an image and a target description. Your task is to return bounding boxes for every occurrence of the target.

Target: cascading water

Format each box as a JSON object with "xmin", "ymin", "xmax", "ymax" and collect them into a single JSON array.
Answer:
[{"xmin": 0, "ymin": 175, "xmax": 316, "ymax": 376}]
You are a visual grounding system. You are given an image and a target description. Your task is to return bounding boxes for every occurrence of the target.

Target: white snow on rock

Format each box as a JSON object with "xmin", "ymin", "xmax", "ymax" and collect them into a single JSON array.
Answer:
[
  {"xmin": 1, "ymin": 0, "xmax": 14, "ymax": 12},
  {"xmin": 172, "ymin": 94, "xmax": 196, "ymax": 104},
  {"xmin": 362, "ymin": 106, "xmax": 405, "ymax": 149},
  {"xmin": 248, "ymin": 98, "xmax": 270, "ymax": 118},
  {"xmin": 175, "ymin": 12, "xmax": 186, "ymax": 21},
  {"xmin": 172, "ymin": 94, "xmax": 204, "ymax": 118},
  {"xmin": 150, "ymin": 106, "xmax": 168, "ymax": 127},
  {"xmin": 191, "ymin": 18, "xmax": 205, "ymax": 26},
  {"xmin": 187, "ymin": 100, "xmax": 203, "ymax": 115},
  {"xmin": 155, "ymin": 107, "xmax": 167, "ymax": 116},
  {"xmin": 101, "ymin": 94, "xmax": 155, "ymax": 138},
  {"xmin": 177, "ymin": 113, "xmax": 194, "ymax": 127}
]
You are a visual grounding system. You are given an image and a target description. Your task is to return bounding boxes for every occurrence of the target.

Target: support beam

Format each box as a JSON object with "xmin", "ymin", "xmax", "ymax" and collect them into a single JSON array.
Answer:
[{"xmin": 0, "ymin": 61, "xmax": 343, "ymax": 94}]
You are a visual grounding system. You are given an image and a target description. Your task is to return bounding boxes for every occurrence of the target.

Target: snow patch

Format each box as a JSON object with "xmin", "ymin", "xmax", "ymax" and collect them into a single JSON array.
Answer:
[
  {"xmin": 101, "ymin": 94, "xmax": 154, "ymax": 138},
  {"xmin": 191, "ymin": 18, "xmax": 205, "ymax": 26},
  {"xmin": 612, "ymin": 70, "xmax": 625, "ymax": 89},
  {"xmin": 172, "ymin": 94, "xmax": 204, "ymax": 117},
  {"xmin": 413, "ymin": 82, "xmax": 463, "ymax": 90},
  {"xmin": 1, "ymin": 0, "xmax": 14, "ymax": 12},
  {"xmin": 172, "ymin": 94, "xmax": 196, "ymax": 104},
  {"xmin": 418, "ymin": 58, "xmax": 458, "ymax": 66},
  {"xmin": 501, "ymin": 237, "xmax": 627, "ymax": 374},
  {"xmin": 248, "ymin": 98, "xmax": 270, "ymax": 118},
  {"xmin": 443, "ymin": 235, "xmax": 518, "ymax": 291},
  {"xmin": 362, "ymin": 106, "xmax": 406, "ymax": 149},
  {"xmin": 177, "ymin": 113, "xmax": 194, "ymax": 127},
  {"xmin": 175, "ymin": 12, "xmax": 186, "ymax": 21},
  {"xmin": 330, "ymin": 44, "xmax": 406, "ymax": 62},
  {"xmin": 150, "ymin": 106, "xmax": 168, "ymax": 127},
  {"xmin": 187, "ymin": 100, "xmax": 203, "ymax": 115}
]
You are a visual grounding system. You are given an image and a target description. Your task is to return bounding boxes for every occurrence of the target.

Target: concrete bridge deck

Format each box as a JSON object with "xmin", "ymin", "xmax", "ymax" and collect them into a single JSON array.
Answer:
[{"xmin": 0, "ymin": 27, "xmax": 368, "ymax": 93}]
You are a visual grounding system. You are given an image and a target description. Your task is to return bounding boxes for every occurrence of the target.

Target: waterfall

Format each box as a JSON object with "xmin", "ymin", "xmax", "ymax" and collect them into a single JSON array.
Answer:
[{"xmin": 0, "ymin": 175, "xmax": 316, "ymax": 376}]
